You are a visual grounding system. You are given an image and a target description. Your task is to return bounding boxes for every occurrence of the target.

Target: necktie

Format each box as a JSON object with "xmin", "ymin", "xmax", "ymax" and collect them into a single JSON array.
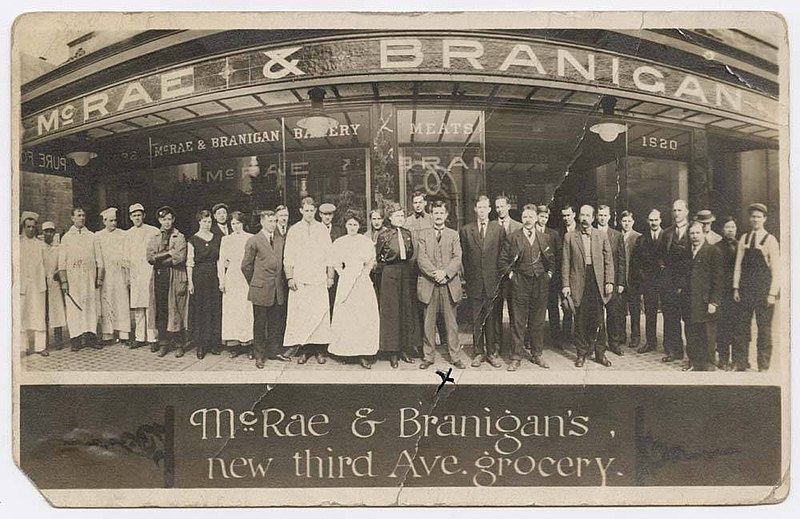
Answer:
[
  {"xmin": 652, "ymin": 231, "xmax": 657, "ymax": 241},
  {"xmin": 268, "ymin": 233, "xmax": 273, "ymax": 246},
  {"xmin": 479, "ymin": 223, "xmax": 485, "ymax": 241},
  {"xmin": 436, "ymin": 229, "xmax": 442, "ymax": 242}
]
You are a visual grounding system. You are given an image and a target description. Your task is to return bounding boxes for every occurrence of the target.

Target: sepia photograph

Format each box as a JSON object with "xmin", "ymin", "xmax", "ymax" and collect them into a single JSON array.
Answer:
[{"xmin": 8, "ymin": 8, "xmax": 792, "ymax": 507}]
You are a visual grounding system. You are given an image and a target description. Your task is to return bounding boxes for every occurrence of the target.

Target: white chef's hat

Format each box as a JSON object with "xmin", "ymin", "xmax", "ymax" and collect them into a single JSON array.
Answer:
[
  {"xmin": 101, "ymin": 207, "xmax": 118, "ymax": 220},
  {"xmin": 20, "ymin": 211, "xmax": 39, "ymax": 225}
]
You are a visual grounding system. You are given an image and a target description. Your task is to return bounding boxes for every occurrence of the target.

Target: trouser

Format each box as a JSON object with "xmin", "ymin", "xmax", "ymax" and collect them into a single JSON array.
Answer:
[
  {"xmin": 154, "ymin": 268, "xmax": 170, "ymax": 338},
  {"xmin": 735, "ymin": 300, "xmax": 774, "ymax": 370},
  {"xmin": 686, "ymin": 320, "xmax": 717, "ymax": 370},
  {"xmin": 22, "ymin": 330, "xmax": 46, "ymax": 353},
  {"xmin": 133, "ymin": 307, "xmax": 158, "ymax": 343},
  {"xmin": 422, "ymin": 286, "xmax": 462, "ymax": 363},
  {"xmin": 575, "ymin": 269, "xmax": 604, "ymax": 359},
  {"xmin": 546, "ymin": 276, "xmax": 562, "ymax": 339},
  {"xmin": 662, "ymin": 291, "xmax": 686, "ymax": 359},
  {"xmin": 606, "ymin": 290, "xmax": 627, "ymax": 348},
  {"xmin": 641, "ymin": 276, "xmax": 662, "ymax": 348},
  {"xmin": 625, "ymin": 288, "xmax": 642, "ymax": 346},
  {"xmin": 496, "ymin": 279, "xmax": 515, "ymax": 355},
  {"xmin": 253, "ymin": 303, "xmax": 284, "ymax": 362},
  {"xmin": 510, "ymin": 273, "xmax": 549, "ymax": 361},
  {"xmin": 471, "ymin": 290, "xmax": 499, "ymax": 358}
]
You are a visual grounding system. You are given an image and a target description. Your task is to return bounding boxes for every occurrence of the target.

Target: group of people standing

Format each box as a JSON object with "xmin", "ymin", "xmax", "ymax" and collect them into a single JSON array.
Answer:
[{"xmin": 18, "ymin": 192, "xmax": 779, "ymax": 373}]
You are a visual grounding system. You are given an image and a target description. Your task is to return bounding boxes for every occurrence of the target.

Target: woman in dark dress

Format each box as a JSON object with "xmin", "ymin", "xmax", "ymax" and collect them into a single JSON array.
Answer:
[
  {"xmin": 187, "ymin": 210, "xmax": 222, "ymax": 359},
  {"xmin": 375, "ymin": 202, "xmax": 420, "ymax": 368},
  {"xmin": 715, "ymin": 216, "xmax": 739, "ymax": 371}
]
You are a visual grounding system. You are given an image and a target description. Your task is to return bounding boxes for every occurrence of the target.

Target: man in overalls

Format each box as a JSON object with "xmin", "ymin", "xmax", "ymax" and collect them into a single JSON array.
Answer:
[{"xmin": 732, "ymin": 203, "xmax": 780, "ymax": 371}]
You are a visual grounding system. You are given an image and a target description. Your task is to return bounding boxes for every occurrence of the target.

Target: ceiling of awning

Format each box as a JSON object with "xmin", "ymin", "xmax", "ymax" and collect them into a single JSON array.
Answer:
[{"xmin": 31, "ymin": 79, "xmax": 778, "ymax": 149}]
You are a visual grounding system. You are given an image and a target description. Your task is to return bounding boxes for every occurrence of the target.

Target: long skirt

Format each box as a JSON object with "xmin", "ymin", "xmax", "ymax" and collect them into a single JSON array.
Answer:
[
  {"xmin": 189, "ymin": 263, "xmax": 222, "ymax": 352},
  {"xmin": 378, "ymin": 262, "xmax": 421, "ymax": 353}
]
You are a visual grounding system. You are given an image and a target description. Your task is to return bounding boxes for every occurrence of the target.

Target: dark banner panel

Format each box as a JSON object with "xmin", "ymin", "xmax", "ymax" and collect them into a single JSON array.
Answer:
[{"xmin": 20, "ymin": 384, "xmax": 780, "ymax": 489}]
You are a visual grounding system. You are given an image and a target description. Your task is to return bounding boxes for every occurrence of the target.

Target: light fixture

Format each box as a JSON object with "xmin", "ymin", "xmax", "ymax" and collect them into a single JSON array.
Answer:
[
  {"xmin": 590, "ymin": 96, "xmax": 627, "ymax": 143},
  {"xmin": 66, "ymin": 133, "xmax": 98, "ymax": 166},
  {"xmin": 296, "ymin": 87, "xmax": 339, "ymax": 139}
]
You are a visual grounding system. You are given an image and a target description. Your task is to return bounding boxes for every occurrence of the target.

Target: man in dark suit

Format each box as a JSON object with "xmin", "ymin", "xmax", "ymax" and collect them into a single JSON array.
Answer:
[
  {"xmin": 460, "ymin": 195, "xmax": 504, "ymax": 368},
  {"xmin": 596, "ymin": 205, "xmax": 627, "ymax": 356},
  {"xmin": 241, "ymin": 210, "xmax": 291, "ymax": 369},
  {"xmin": 557, "ymin": 204, "xmax": 579, "ymax": 345},
  {"xmin": 417, "ymin": 201, "xmax": 466, "ymax": 370},
  {"xmin": 535, "ymin": 205, "xmax": 563, "ymax": 349},
  {"xmin": 661, "ymin": 199, "xmax": 692, "ymax": 363},
  {"xmin": 637, "ymin": 209, "xmax": 666, "ymax": 354},
  {"xmin": 274, "ymin": 204, "xmax": 293, "ymax": 357},
  {"xmin": 494, "ymin": 195, "xmax": 523, "ymax": 355},
  {"xmin": 562, "ymin": 205, "xmax": 615, "ymax": 367},
  {"xmin": 683, "ymin": 221, "xmax": 723, "ymax": 371},
  {"xmin": 501, "ymin": 204, "xmax": 555, "ymax": 371},
  {"xmin": 211, "ymin": 203, "xmax": 233, "ymax": 238},
  {"xmin": 620, "ymin": 211, "xmax": 643, "ymax": 350}
]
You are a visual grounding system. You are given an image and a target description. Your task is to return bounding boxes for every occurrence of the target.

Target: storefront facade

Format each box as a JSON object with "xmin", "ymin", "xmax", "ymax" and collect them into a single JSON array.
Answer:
[{"xmin": 19, "ymin": 30, "xmax": 780, "ymax": 235}]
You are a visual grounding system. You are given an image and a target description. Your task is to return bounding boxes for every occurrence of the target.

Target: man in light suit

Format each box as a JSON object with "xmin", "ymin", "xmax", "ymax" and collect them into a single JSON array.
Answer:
[
  {"xmin": 417, "ymin": 201, "xmax": 466, "ymax": 370},
  {"xmin": 460, "ymin": 195, "xmax": 504, "ymax": 368},
  {"xmin": 683, "ymin": 221, "xmax": 724, "ymax": 371},
  {"xmin": 501, "ymin": 204, "xmax": 555, "ymax": 371},
  {"xmin": 562, "ymin": 205, "xmax": 615, "ymax": 367},
  {"xmin": 620, "ymin": 211, "xmax": 643, "ymax": 350},
  {"xmin": 596, "ymin": 205, "xmax": 627, "ymax": 356},
  {"xmin": 242, "ymin": 210, "xmax": 292, "ymax": 369},
  {"xmin": 494, "ymin": 195, "xmax": 523, "ymax": 355}
]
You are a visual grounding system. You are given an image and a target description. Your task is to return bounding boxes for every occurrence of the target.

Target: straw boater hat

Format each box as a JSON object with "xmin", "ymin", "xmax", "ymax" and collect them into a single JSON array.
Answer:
[{"xmin": 695, "ymin": 210, "xmax": 716, "ymax": 224}]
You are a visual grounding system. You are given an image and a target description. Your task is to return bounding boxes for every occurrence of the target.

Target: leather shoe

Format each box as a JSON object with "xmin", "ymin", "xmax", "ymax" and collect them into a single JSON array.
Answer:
[
  {"xmin": 230, "ymin": 350, "xmax": 240, "ymax": 359},
  {"xmin": 196, "ymin": 350, "xmax": 205, "ymax": 360},
  {"xmin": 637, "ymin": 344, "xmax": 656, "ymax": 354},
  {"xmin": 315, "ymin": 352, "xmax": 327, "ymax": 364},
  {"xmin": 487, "ymin": 356, "xmax": 503, "ymax": 368},
  {"xmin": 682, "ymin": 365, "xmax": 696, "ymax": 372},
  {"xmin": 661, "ymin": 355, "xmax": 676, "ymax": 362},
  {"xmin": 150, "ymin": 343, "xmax": 160, "ymax": 353},
  {"xmin": 390, "ymin": 355, "xmax": 399, "ymax": 369},
  {"xmin": 399, "ymin": 353, "xmax": 414, "ymax": 364},
  {"xmin": 531, "ymin": 355, "xmax": 550, "ymax": 369},
  {"xmin": 273, "ymin": 354, "xmax": 291, "ymax": 362},
  {"xmin": 359, "ymin": 358, "xmax": 372, "ymax": 369},
  {"xmin": 297, "ymin": 354, "xmax": 309, "ymax": 365},
  {"xmin": 255, "ymin": 360, "xmax": 265, "ymax": 369},
  {"xmin": 471, "ymin": 354, "xmax": 484, "ymax": 368},
  {"xmin": 38, "ymin": 350, "xmax": 50, "ymax": 357},
  {"xmin": 175, "ymin": 348, "xmax": 185, "ymax": 358},
  {"xmin": 157, "ymin": 347, "xmax": 169, "ymax": 358},
  {"xmin": 596, "ymin": 355, "xmax": 612, "ymax": 367},
  {"xmin": 507, "ymin": 360, "xmax": 521, "ymax": 372},
  {"xmin": 419, "ymin": 360, "xmax": 433, "ymax": 370},
  {"xmin": 574, "ymin": 356, "xmax": 585, "ymax": 368},
  {"xmin": 210, "ymin": 348, "xmax": 221, "ymax": 355},
  {"xmin": 453, "ymin": 360, "xmax": 467, "ymax": 370},
  {"xmin": 610, "ymin": 346, "xmax": 625, "ymax": 356}
]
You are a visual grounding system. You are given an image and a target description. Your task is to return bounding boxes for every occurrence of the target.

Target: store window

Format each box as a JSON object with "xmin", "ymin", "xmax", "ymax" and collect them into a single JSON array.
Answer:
[{"xmin": 397, "ymin": 109, "xmax": 485, "ymax": 228}]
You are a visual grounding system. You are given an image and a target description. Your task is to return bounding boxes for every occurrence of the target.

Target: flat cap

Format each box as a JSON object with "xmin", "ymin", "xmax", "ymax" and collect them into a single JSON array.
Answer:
[
  {"xmin": 319, "ymin": 203, "xmax": 337, "ymax": 214},
  {"xmin": 20, "ymin": 211, "xmax": 39, "ymax": 225},
  {"xmin": 748, "ymin": 203, "xmax": 768, "ymax": 215},
  {"xmin": 129, "ymin": 203, "xmax": 145, "ymax": 214},
  {"xmin": 157, "ymin": 206, "xmax": 176, "ymax": 218},
  {"xmin": 695, "ymin": 209, "xmax": 715, "ymax": 224},
  {"xmin": 212, "ymin": 203, "xmax": 229, "ymax": 214},
  {"xmin": 41, "ymin": 221, "xmax": 56, "ymax": 231}
]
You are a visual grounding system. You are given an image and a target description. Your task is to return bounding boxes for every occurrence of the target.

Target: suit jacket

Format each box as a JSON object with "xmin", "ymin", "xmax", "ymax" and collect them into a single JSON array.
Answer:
[
  {"xmin": 538, "ymin": 226, "xmax": 562, "ymax": 276},
  {"xmin": 600, "ymin": 227, "xmax": 627, "ymax": 288},
  {"xmin": 685, "ymin": 241, "xmax": 723, "ymax": 323},
  {"xmin": 327, "ymin": 224, "xmax": 346, "ymax": 243},
  {"xmin": 562, "ymin": 228, "xmax": 614, "ymax": 307},
  {"xmin": 499, "ymin": 228, "xmax": 554, "ymax": 280},
  {"xmin": 460, "ymin": 220, "xmax": 504, "ymax": 298},
  {"xmin": 663, "ymin": 224, "xmax": 692, "ymax": 294},
  {"xmin": 211, "ymin": 221, "xmax": 233, "ymax": 239},
  {"xmin": 496, "ymin": 217, "xmax": 523, "ymax": 237},
  {"xmin": 622, "ymin": 229, "xmax": 643, "ymax": 291},
  {"xmin": 417, "ymin": 226, "xmax": 463, "ymax": 305},
  {"xmin": 241, "ymin": 230, "xmax": 286, "ymax": 307},
  {"xmin": 638, "ymin": 228, "xmax": 665, "ymax": 283}
]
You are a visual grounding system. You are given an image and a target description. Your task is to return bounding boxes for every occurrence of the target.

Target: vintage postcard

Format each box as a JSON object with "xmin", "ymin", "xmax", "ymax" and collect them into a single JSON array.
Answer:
[{"xmin": 10, "ymin": 11, "xmax": 790, "ymax": 507}]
